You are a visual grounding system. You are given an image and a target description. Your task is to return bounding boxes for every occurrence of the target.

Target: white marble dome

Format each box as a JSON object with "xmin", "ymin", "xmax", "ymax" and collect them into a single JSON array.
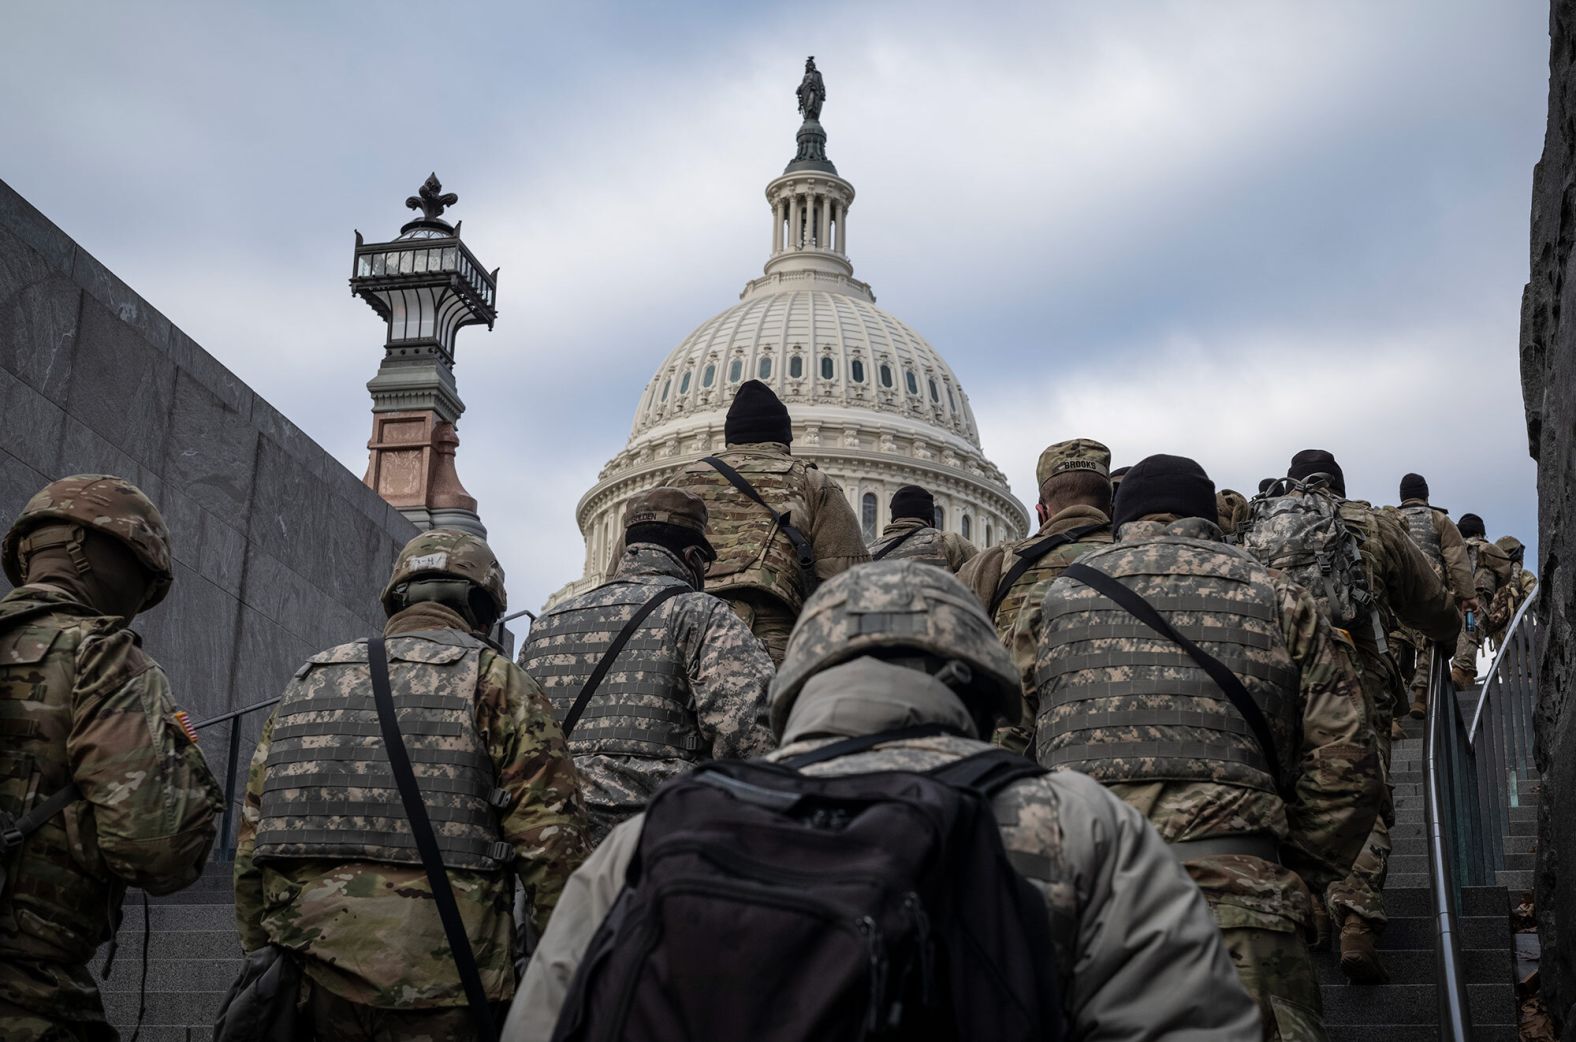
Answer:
[{"xmin": 550, "ymin": 112, "xmax": 1028, "ymax": 606}]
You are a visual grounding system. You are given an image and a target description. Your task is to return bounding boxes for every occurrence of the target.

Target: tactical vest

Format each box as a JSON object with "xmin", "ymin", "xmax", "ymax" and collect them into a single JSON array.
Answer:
[
  {"xmin": 522, "ymin": 577, "xmax": 705, "ymax": 760},
  {"xmin": 252, "ymin": 630, "xmax": 511, "ymax": 872},
  {"xmin": 868, "ymin": 526, "xmax": 950, "ymax": 568},
  {"xmin": 1398, "ymin": 504, "xmax": 1444, "ymax": 577},
  {"xmin": 0, "ymin": 598, "xmax": 111, "ymax": 963},
  {"xmin": 989, "ymin": 527, "xmax": 1115, "ymax": 637},
  {"xmin": 674, "ymin": 451, "xmax": 814, "ymax": 611},
  {"xmin": 1037, "ymin": 537, "xmax": 1299, "ymax": 794}
]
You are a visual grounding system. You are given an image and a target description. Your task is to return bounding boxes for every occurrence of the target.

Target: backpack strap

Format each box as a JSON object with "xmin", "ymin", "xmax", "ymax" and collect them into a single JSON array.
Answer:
[
  {"xmin": 989, "ymin": 523, "xmax": 1107, "ymax": 617},
  {"xmin": 1060, "ymin": 562, "xmax": 1288, "ymax": 794},
  {"xmin": 701, "ymin": 456, "xmax": 816, "ymax": 573},
  {"xmin": 870, "ymin": 526, "xmax": 925, "ymax": 562},
  {"xmin": 0, "ymin": 782, "xmax": 81, "ymax": 857},
  {"xmin": 558, "ymin": 585, "xmax": 689, "ymax": 740},
  {"xmin": 778, "ymin": 723, "xmax": 955, "ymax": 769},
  {"xmin": 927, "ymin": 748, "xmax": 1046, "ymax": 796},
  {"xmin": 368, "ymin": 637, "xmax": 498, "ymax": 1042}
]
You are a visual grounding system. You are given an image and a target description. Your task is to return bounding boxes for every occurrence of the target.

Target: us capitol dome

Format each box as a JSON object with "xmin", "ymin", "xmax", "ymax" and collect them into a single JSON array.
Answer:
[{"xmin": 552, "ymin": 59, "xmax": 1028, "ymax": 605}]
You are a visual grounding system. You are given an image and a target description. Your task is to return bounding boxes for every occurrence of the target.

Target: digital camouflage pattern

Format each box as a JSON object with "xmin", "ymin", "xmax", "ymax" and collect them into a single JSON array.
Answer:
[
  {"xmin": 668, "ymin": 442, "xmax": 869, "ymax": 615},
  {"xmin": 768, "ymin": 559, "xmax": 1023, "ymax": 735},
  {"xmin": 866, "ymin": 518, "xmax": 978, "ymax": 572},
  {"xmin": 0, "ymin": 585, "xmax": 221, "ymax": 1032},
  {"xmin": 1216, "ymin": 489, "xmax": 1249, "ymax": 536},
  {"xmin": 381, "ymin": 527, "xmax": 508, "ymax": 617},
  {"xmin": 520, "ymin": 544, "xmax": 775, "ymax": 843},
  {"xmin": 957, "ymin": 504, "xmax": 1113, "ymax": 752},
  {"xmin": 252, "ymin": 629, "xmax": 512, "ymax": 871},
  {"xmin": 1, "ymin": 474, "xmax": 175, "ymax": 610},
  {"xmin": 1033, "ymin": 517, "xmax": 1380, "ymax": 1041},
  {"xmin": 233, "ymin": 600, "xmax": 590, "ymax": 1010}
]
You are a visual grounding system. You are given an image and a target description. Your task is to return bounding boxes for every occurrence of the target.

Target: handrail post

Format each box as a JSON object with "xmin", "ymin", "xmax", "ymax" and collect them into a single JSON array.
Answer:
[{"xmin": 219, "ymin": 720, "xmax": 242, "ymax": 861}]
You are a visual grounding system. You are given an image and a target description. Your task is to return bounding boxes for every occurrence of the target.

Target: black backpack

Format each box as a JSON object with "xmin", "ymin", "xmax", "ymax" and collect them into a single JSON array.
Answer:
[{"xmin": 550, "ymin": 728, "xmax": 1066, "ymax": 1042}]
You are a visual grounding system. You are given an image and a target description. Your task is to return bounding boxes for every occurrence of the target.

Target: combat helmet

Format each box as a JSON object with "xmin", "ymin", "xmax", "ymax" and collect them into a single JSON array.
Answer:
[
  {"xmin": 1496, "ymin": 535, "xmax": 1525, "ymax": 563},
  {"xmin": 2, "ymin": 474, "xmax": 174, "ymax": 609},
  {"xmin": 381, "ymin": 528, "xmax": 507, "ymax": 621},
  {"xmin": 769, "ymin": 560, "xmax": 1020, "ymax": 736}
]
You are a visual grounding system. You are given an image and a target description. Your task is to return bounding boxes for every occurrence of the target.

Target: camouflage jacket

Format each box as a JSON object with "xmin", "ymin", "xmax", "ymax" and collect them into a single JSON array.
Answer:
[
  {"xmin": 1485, "ymin": 565, "xmax": 1537, "ymax": 641},
  {"xmin": 866, "ymin": 519, "xmax": 978, "ymax": 573},
  {"xmin": 519, "ymin": 545, "xmax": 776, "ymax": 840},
  {"xmin": 956, "ymin": 505, "xmax": 1113, "ymax": 752},
  {"xmin": 505, "ymin": 657, "xmax": 1260, "ymax": 1042},
  {"xmin": 233, "ymin": 601, "xmax": 591, "ymax": 1009},
  {"xmin": 1394, "ymin": 498, "xmax": 1475, "ymax": 600},
  {"xmin": 668, "ymin": 442, "xmax": 870, "ymax": 611},
  {"xmin": 1033, "ymin": 517, "xmax": 1380, "ymax": 933},
  {"xmin": 1465, "ymin": 536, "xmax": 1513, "ymax": 602},
  {"xmin": 0, "ymin": 585, "xmax": 221, "ymax": 1019}
]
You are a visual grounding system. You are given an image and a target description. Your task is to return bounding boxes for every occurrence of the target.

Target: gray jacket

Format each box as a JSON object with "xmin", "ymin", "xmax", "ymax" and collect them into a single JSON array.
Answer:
[{"xmin": 505, "ymin": 658, "xmax": 1259, "ymax": 1042}]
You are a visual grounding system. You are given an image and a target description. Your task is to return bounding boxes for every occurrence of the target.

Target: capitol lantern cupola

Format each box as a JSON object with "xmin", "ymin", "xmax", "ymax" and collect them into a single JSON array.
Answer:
[{"xmin": 351, "ymin": 174, "xmax": 498, "ymax": 536}]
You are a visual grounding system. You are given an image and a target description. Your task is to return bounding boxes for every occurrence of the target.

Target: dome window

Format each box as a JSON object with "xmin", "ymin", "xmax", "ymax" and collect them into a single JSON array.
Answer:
[
  {"xmin": 679, "ymin": 371, "xmax": 692, "ymax": 394},
  {"xmin": 759, "ymin": 357, "xmax": 773, "ymax": 379},
  {"xmin": 850, "ymin": 360, "xmax": 866, "ymax": 383},
  {"xmin": 934, "ymin": 504, "xmax": 946, "ymax": 529},
  {"xmin": 961, "ymin": 514, "xmax": 972, "ymax": 541},
  {"xmin": 861, "ymin": 493, "xmax": 877, "ymax": 541},
  {"xmin": 702, "ymin": 364, "xmax": 716, "ymax": 388},
  {"xmin": 905, "ymin": 371, "xmax": 919, "ymax": 396},
  {"xmin": 985, "ymin": 522, "xmax": 994, "ymax": 547},
  {"xmin": 946, "ymin": 385, "xmax": 957, "ymax": 410},
  {"xmin": 820, "ymin": 357, "xmax": 835, "ymax": 380},
  {"xmin": 790, "ymin": 356, "xmax": 804, "ymax": 379},
  {"xmin": 729, "ymin": 359, "xmax": 742, "ymax": 383},
  {"xmin": 879, "ymin": 363, "xmax": 894, "ymax": 388},
  {"xmin": 660, "ymin": 378, "xmax": 671, "ymax": 402},
  {"xmin": 928, "ymin": 378, "xmax": 940, "ymax": 403}
]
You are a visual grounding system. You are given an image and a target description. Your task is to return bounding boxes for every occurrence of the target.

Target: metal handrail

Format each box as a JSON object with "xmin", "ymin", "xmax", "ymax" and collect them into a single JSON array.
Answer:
[
  {"xmin": 1468, "ymin": 581, "xmax": 1539, "ymax": 745},
  {"xmin": 194, "ymin": 695, "xmax": 282, "ymax": 859},
  {"xmin": 1423, "ymin": 643, "xmax": 1473, "ymax": 1041}
]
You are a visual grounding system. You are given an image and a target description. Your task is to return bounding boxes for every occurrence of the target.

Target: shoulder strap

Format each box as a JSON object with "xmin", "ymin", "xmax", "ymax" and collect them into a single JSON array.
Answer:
[
  {"xmin": 559, "ymin": 585, "xmax": 689, "ymax": 740},
  {"xmin": 928, "ymin": 748, "xmax": 1046, "ymax": 795},
  {"xmin": 0, "ymin": 782, "xmax": 81, "ymax": 855},
  {"xmin": 1060, "ymin": 563, "xmax": 1287, "ymax": 793},
  {"xmin": 367, "ymin": 637, "xmax": 498, "ymax": 1042},
  {"xmin": 779, "ymin": 723, "xmax": 953, "ymax": 769},
  {"xmin": 989, "ymin": 523, "xmax": 1106, "ymax": 617},
  {"xmin": 701, "ymin": 456, "xmax": 815, "ymax": 572},
  {"xmin": 871, "ymin": 526, "xmax": 925, "ymax": 562}
]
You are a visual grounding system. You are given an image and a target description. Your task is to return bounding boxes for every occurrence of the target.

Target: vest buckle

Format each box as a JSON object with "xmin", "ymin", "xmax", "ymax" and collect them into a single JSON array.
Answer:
[
  {"xmin": 489, "ymin": 840, "xmax": 516, "ymax": 865},
  {"xmin": 488, "ymin": 787, "xmax": 513, "ymax": 810}
]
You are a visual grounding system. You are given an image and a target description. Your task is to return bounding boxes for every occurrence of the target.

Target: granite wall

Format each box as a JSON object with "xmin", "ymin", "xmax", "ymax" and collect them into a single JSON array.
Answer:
[
  {"xmin": 1523, "ymin": 1, "xmax": 1576, "ymax": 1035},
  {"xmin": 0, "ymin": 176, "xmax": 418, "ymax": 813}
]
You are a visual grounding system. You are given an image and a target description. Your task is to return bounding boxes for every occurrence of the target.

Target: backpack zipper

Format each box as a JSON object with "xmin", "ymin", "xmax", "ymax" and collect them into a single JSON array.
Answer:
[
  {"xmin": 902, "ymin": 891, "xmax": 934, "ymax": 1005},
  {"xmin": 856, "ymin": 914, "xmax": 889, "ymax": 1033}
]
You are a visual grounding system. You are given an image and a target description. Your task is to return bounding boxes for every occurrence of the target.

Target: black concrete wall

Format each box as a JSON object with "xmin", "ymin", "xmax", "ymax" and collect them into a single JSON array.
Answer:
[
  {"xmin": 0, "ymin": 177, "xmax": 417, "ymax": 784},
  {"xmin": 1523, "ymin": 2, "xmax": 1576, "ymax": 1035}
]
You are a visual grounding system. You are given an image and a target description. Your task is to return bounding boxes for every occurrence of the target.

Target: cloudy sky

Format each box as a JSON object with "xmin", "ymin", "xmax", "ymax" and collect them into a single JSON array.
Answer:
[{"xmin": 2, "ymin": 2, "xmax": 1548, "ymax": 609}]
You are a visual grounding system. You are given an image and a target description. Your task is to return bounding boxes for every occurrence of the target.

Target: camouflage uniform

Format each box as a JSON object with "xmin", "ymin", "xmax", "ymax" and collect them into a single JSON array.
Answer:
[
  {"xmin": 1390, "ymin": 498, "xmax": 1474, "ymax": 711},
  {"xmin": 1484, "ymin": 537, "xmax": 1536, "ymax": 646},
  {"xmin": 506, "ymin": 562, "xmax": 1260, "ymax": 1042},
  {"xmin": 0, "ymin": 476, "xmax": 222, "ymax": 1040},
  {"xmin": 234, "ymin": 532, "xmax": 590, "ymax": 1025},
  {"xmin": 519, "ymin": 543, "xmax": 776, "ymax": 843},
  {"xmin": 866, "ymin": 518, "xmax": 978, "ymax": 572},
  {"xmin": 668, "ymin": 441, "xmax": 868, "ymax": 665},
  {"xmin": 1034, "ymin": 516, "xmax": 1381, "ymax": 1039},
  {"xmin": 1217, "ymin": 489, "xmax": 1249, "ymax": 537},
  {"xmin": 1451, "ymin": 535, "xmax": 1512, "ymax": 680}
]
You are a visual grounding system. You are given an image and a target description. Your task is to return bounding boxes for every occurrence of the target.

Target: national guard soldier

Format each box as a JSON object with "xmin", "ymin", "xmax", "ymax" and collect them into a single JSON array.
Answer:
[
  {"xmin": 504, "ymin": 562, "xmax": 1262, "ymax": 1042},
  {"xmin": 958, "ymin": 438, "xmax": 1114, "ymax": 753},
  {"xmin": 1109, "ymin": 465, "xmax": 1131, "ymax": 496},
  {"xmin": 519, "ymin": 487, "xmax": 776, "ymax": 844},
  {"xmin": 865, "ymin": 484, "xmax": 978, "ymax": 571},
  {"xmin": 1451, "ymin": 513, "xmax": 1513, "ymax": 687},
  {"xmin": 1391, "ymin": 473, "xmax": 1476, "ymax": 718},
  {"xmin": 1034, "ymin": 454, "xmax": 1382, "ymax": 1040},
  {"xmin": 1484, "ymin": 535, "xmax": 1536, "ymax": 646},
  {"xmin": 0, "ymin": 475, "xmax": 223, "ymax": 1041},
  {"xmin": 1246, "ymin": 451, "xmax": 1457, "ymax": 985},
  {"xmin": 233, "ymin": 529, "xmax": 590, "ymax": 1040},
  {"xmin": 667, "ymin": 380, "xmax": 868, "ymax": 665}
]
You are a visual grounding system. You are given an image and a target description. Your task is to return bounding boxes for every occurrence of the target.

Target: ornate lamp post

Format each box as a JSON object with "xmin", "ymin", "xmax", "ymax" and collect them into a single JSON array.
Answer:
[{"xmin": 352, "ymin": 174, "xmax": 498, "ymax": 536}]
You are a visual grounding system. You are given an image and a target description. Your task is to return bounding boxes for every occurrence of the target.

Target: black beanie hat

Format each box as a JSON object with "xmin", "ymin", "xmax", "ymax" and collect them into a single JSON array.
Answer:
[
  {"xmin": 889, "ymin": 484, "xmax": 935, "ymax": 523},
  {"xmin": 1399, "ymin": 473, "xmax": 1429, "ymax": 501},
  {"xmin": 1458, "ymin": 513, "xmax": 1486, "ymax": 539},
  {"xmin": 1112, "ymin": 454, "xmax": 1217, "ymax": 529},
  {"xmin": 724, "ymin": 380, "xmax": 793, "ymax": 446},
  {"xmin": 1287, "ymin": 449, "xmax": 1345, "ymax": 496},
  {"xmin": 1257, "ymin": 477, "xmax": 1275, "ymax": 494}
]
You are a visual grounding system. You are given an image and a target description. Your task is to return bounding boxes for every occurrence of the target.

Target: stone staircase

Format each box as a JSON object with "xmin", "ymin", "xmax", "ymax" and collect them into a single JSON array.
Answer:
[
  {"xmin": 1314, "ymin": 711, "xmax": 1533, "ymax": 1042},
  {"xmin": 93, "ymin": 860, "xmax": 238, "ymax": 1042}
]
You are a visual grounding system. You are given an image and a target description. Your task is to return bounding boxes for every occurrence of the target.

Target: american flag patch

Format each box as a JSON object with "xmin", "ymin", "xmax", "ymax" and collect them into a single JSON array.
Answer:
[{"xmin": 173, "ymin": 710, "xmax": 199, "ymax": 745}]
